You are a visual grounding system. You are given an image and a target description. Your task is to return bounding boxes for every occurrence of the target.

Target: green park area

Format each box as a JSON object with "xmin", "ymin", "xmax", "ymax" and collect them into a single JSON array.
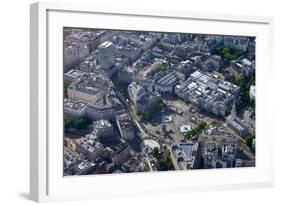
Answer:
[{"xmin": 153, "ymin": 148, "xmax": 175, "ymax": 171}]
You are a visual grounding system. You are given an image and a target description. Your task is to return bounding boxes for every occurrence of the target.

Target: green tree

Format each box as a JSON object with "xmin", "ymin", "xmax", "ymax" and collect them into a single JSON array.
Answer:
[
  {"xmin": 64, "ymin": 118, "xmax": 74, "ymax": 129},
  {"xmin": 159, "ymin": 152, "xmax": 174, "ymax": 171},
  {"xmin": 236, "ymin": 75, "xmax": 255, "ymax": 113},
  {"xmin": 222, "ymin": 47, "xmax": 230, "ymax": 54},
  {"xmin": 245, "ymin": 135, "xmax": 255, "ymax": 148},
  {"xmin": 153, "ymin": 147, "xmax": 160, "ymax": 159},
  {"xmin": 213, "ymin": 45, "xmax": 243, "ymax": 66},
  {"xmin": 64, "ymin": 117, "xmax": 92, "ymax": 131},
  {"xmin": 153, "ymin": 148, "xmax": 174, "ymax": 171}
]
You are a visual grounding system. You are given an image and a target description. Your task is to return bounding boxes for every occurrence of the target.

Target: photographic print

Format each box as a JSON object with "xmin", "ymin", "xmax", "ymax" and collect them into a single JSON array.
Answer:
[{"xmin": 63, "ymin": 28, "xmax": 256, "ymax": 176}]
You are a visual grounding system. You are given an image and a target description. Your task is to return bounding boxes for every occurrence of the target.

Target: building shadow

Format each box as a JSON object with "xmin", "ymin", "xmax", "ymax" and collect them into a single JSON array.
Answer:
[{"xmin": 17, "ymin": 192, "xmax": 30, "ymax": 200}]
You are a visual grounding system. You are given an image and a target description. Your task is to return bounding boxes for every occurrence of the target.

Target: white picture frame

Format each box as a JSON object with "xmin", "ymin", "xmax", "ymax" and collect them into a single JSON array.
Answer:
[{"xmin": 30, "ymin": 1, "xmax": 274, "ymax": 202}]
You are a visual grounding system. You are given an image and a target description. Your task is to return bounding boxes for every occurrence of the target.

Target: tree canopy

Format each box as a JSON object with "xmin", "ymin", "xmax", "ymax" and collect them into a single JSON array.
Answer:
[
  {"xmin": 213, "ymin": 45, "xmax": 243, "ymax": 66},
  {"xmin": 64, "ymin": 117, "xmax": 92, "ymax": 131},
  {"xmin": 236, "ymin": 75, "xmax": 255, "ymax": 113},
  {"xmin": 245, "ymin": 135, "xmax": 255, "ymax": 149},
  {"xmin": 153, "ymin": 148, "xmax": 174, "ymax": 171}
]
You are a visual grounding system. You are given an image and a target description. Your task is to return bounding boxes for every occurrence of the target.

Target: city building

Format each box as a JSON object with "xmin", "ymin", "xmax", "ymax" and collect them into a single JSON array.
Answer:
[
  {"xmin": 115, "ymin": 45, "xmax": 142, "ymax": 62},
  {"xmin": 64, "ymin": 138, "xmax": 77, "ymax": 152},
  {"xmin": 67, "ymin": 74, "xmax": 125, "ymax": 120},
  {"xmin": 85, "ymin": 105, "xmax": 115, "ymax": 121},
  {"xmin": 113, "ymin": 32, "xmax": 158, "ymax": 62},
  {"xmin": 64, "ymin": 42, "xmax": 89, "ymax": 71},
  {"xmin": 103, "ymin": 143, "xmax": 131, "ymax": 166},
  {"xmin": 199, "ymin": 55, "xmax": 221, "ymax": 72},
  {"xmin": 64, "ymin": 98, "xmax": 88, "ymax": 119},
  {"xmin": 174, "ymin": 42, "xmax": 196, "ymax": 57},
  {"xmin": 67, "ymin": 74, "xmax": 109, "ymax": 105},
  {"xmin": 128, "ymin": 81, "xmax": 161, "ymax": 113},
  {"xmin": 137, "ymin": 93, "xmax": 161, "ymax": 114},
  {"xmin": 155, "ymin": 71, "xmax": 179, "ymax": 94},
  {"xmin": 122, "ymin": 156, "xmax": 147, "ymax": 173},
  {"xmin": 128, "ymin": 81, "xmax": 152, "ymax": 104},
  {"xmin": 252, "ymin": 139, "xmax": 256, "ymax": 151},
  {"xmin": 75, "ymin": 137, "xmax": 104, "ymax": 161},
  {"xmin": 112, "ymin": 143, "xmax": 131, "ymax": 166},
  {"xmin": 116, "ymin": 114, "xmax": 135, "ymax": 141},
  {"xmin": 175, "ymin": 60, "xmax": 195, "ymax": 79},
  {"xmin": 75, "ymin": 160, "xmax": 97, "ymax": 175},
  {"xmin": 171, "ymin": 140, "xmax": 201, "ymax": 170},
  {"xmin": 223, "ymin": 36, "xmax": 251, "ymax": 51},
  {"xmin": 139, "ymin": 59, "xmax": 168, "ymax": 81},
  {"xmin": 92, "ymin": 120, "xmax": 114, "ymax": 140},
  {"xmin": 117, "ymin": 66, "xmax": 137, "ymax": 84},
  {"xmin": 175, "ymin": 70, "xmax": 240, "ymax": 116},
  {"xmin": 243, "ymin": 109, "xmax": 255, "ymax": 136},
  {"xmin": 229, "ymin": 58, "xmax": 255, "ymax": 80},
  {"xmin": 64, "ymin": 29, "xmax": 117, "ymax": 52},
  {"xmin": 64, "ymin": 146, "xmax": 80, "ymax": 172},
  {"xmin": 80, "ymin": 59, "xmax": 95, "ymax": 73},
  {"xmin": 97, "ymin": 41, "xmax": 115, "ymax": 70},
  {"xmin": 250, "ymin": 85, "xmax": 256, "ymax": 100},
  {"xmin": 64, "ymin": 69, "xmax": 87, "ymax": 82},
  {"xmin": 202, "ymin": 134, "xmax": 238, "ymax": 168},
  {"xmin": 226, "ymin": 101, "xmax": 249, "ymax": 137}
]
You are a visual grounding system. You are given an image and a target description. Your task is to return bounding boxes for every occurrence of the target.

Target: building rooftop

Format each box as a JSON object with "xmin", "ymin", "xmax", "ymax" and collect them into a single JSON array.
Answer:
[
  {"xmin": 93, "ymin": 119, "xmax": 113, "ymax": 129},
  {"xmin": 64, "ymin": 98, "xmax": 88, "ymax": 111},
  {"xmin": 116, "ymin": 114, "xmax": 134, "ymax": 131},
  {"xmin": 98, "ymin": 41, "xmax": 113, "ymax": 49},
  {"xmin": 76, "ymin": 138, "xmax": 104, "ymax": 153},
  {"xmin": 109, "ymin": 142, "xmax": 130, "ymax": 154},
  {"xmin": 156, "ymin": 71, "xmax": 179, "ymax": 86},
  {"xmin": 175, "ymin": 71, "xmax": 240, "ymax": 115},
  {"xmin": 64, "ymin": 146, "xmax": 79, "ymax": 168},
  {"xmin": 171, "ymin": 140, "xmax": 199, "ymax": 169},
  {"xmin": 77, "ymin": 160, "xmax": 95, "ymax": 170}
]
